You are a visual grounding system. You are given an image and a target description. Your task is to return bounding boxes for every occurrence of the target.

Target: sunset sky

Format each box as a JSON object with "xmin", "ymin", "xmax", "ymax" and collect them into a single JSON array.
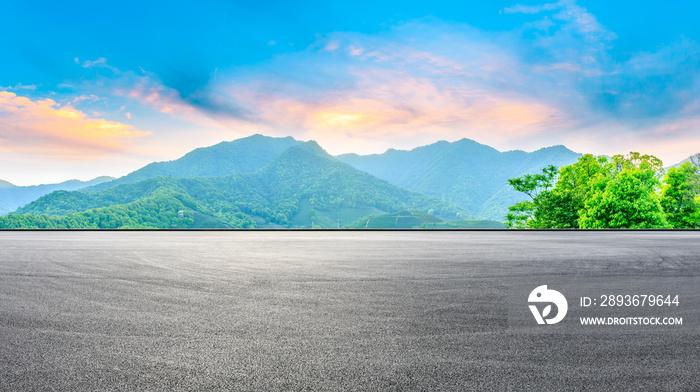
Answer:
[{"xmin": 2, "ymin": 0, "xmax": 700, "ymax": 185}]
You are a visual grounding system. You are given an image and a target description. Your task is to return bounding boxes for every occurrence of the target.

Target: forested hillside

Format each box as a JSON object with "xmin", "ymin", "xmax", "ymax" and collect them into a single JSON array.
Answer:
[
  {"xmin": 0, "ymin": 176, "xmax": 114, "ymax": 215},
  {"xmin": 7, "ymin": 134, "xmax": 690, "ymax": 229},
  {"xmin": 87, "ymin": 134, "xmax": 301, "ymax": 192},
  {"xmin": 4, "ymin": 142, "xmax": 468, "ymax": 229},
  {"xmin": 2, "ymin": 135, "xmax": 584, "ymax": 223},
  {"xmin": 337, "ymin": 139, "xmax": 581, "ymax": 220}
]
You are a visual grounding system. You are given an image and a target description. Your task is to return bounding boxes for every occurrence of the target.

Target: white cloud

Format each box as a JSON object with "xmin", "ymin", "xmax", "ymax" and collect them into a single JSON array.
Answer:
[
  {"xmin": 0, "ymin": 83, "xmax": 37, "ymax": 91},
  {"xmin": 502, "ymin": 1, "xmax": 560, "ymax": 14}
]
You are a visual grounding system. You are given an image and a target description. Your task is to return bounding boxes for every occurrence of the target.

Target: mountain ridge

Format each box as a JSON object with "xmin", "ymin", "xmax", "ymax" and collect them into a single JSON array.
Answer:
[
  {"xmin": 337, "ymin": 138, "xmax": 582, "ymax": 220},
  {"xmin": 0, "ymin": 176, "xmax": 115, "ymax": 215},
  {"xmin": 87, "ymin": 134, "xmax": 301, "ymax": 192},
  {"xmin": 2, "ymin": 134, "xmax": 621, "ymax": 224},
  {"xmin": 10, "ymin": 141, "xmax": 468, "ymax": 228}
]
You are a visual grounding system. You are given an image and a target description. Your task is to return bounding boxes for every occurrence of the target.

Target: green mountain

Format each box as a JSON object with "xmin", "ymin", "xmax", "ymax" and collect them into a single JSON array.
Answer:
[
  {"xmin": 6, "ymin": 142, "xmax": 469, "ymax": 229},
  {"xmin": 0, "ymin": 176, "xmax": 114, "ymax": 215},
  {"xmin": 337, "ymin": 139, "xmax": 582, "ymax": 220},
  {"xmin": 88, "ymin": 134, "xmax": 301, "ymax": 192},
  {"xmin": 1, "ymin": 135, "xmax": 588, "ymax": 228}
]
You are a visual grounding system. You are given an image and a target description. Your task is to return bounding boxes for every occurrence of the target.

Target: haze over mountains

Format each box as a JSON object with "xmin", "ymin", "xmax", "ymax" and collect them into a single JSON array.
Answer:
[
  {"xmin": 3, "ymin": 134, "xmax": 693, "ymax": 229},
  {"xmin": 337, "ymin": 140, "xmax": 581, "ymax": 220},
  {"xmin": 84, "ymin": 134, "xmax": 581, "ymax": 221},
  {"xmin": 0, "ymin": 177, "xmax": 114, "ymax": 215},
  {"xmin": 8, "ymin": 141, "xmax": 467, "ymax": 228}
]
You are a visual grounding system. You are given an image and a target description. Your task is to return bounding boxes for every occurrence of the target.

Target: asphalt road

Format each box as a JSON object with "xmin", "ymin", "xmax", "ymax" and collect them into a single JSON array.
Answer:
[{"xmin": 1, "ymin": 231, "xmax": 699, "ymax": 391}]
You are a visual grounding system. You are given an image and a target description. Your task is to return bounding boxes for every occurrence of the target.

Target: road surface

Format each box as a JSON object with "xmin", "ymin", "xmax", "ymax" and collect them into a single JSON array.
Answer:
[{"xmin": 1, "ymin": 231, "xmax": 699, "ymax": 391}]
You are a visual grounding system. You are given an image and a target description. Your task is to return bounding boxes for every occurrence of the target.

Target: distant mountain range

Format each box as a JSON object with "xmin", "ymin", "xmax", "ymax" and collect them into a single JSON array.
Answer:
[
  {"xmin": 9, "ymin": 141, "xmax": 467, "ymax": 228},
  {"xmin": 3, "ymin": 134, "xmax": 694, "ymax": 228},
  {"xmin": 0, "ymin": 177, "xmax": 114, "ymax": 215},
  {"xmin": 337, "ymin": 139, "xmax": 582, "ymax": 220},
  {"xmin": 84, "ymin": 134, "xmax": 582, "ymax": 221}
]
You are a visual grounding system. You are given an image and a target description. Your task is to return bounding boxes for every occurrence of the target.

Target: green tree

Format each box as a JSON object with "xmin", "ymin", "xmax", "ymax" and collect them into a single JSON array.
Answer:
[
  {"xmin": 661, "ymin": 162, "xmax": 700, "ymax": 228},
  {"xmin": 504, "ymin": 165, "xmax": 557, "ymax": 228},
  {"xmin": 579, "ymin": 169, "xmax": 668, "ymax": 228},
  {"xmin": 506, "ymin": 152, "xmax": 670, "ymax": 229},
  {"xmin": 577, "ymin": 153, "xmax": 668, "ymax": 228},
  {"xmin": 542, "ymin": 154, "xmax": 610, "ymax": 228}
]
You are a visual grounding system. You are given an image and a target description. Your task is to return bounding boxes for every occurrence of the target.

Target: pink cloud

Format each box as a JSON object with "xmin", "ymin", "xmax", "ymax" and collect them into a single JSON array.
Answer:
[
  {"xmin": 124, "ymin": 82, "xmax": 192, "ymax": 115},
  {"xmin": 324, "ymin": 41, "xmax": 340, "ymax": 51},
  {"xmin": 228, "ymin": 67, "xmax": 567, "ymax": 155},
  {"xmin": 348, "ymin": 46, "xmax": 364, "ymax": 56},
  {"xmin": 106, "ymin": 70, "xmax": 236, "ymax": 130},
  {"xmin": 0, "ymin": 91, "xmax": 149, "ymax": 156},
  {"xmin": 73, "ymin": 59, "xmax": 222, "ymax": 127}
]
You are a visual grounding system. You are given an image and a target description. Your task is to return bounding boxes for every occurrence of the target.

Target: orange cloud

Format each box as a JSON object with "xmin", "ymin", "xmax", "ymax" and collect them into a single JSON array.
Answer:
[
  {"xmin": 234, "ymin": 71, "xmax": 566, "ymax": 154},
  {"xmin": 0, "ymin": 91, "xmax": 149, "ymax": 156}
]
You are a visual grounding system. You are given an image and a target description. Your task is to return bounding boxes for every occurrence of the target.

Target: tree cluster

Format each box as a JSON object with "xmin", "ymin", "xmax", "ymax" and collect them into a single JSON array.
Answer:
[
  {"xmin": 505, "ymin": 153, "xmax": 700, "ymax": 229},
  {"xmin": 0, "ymin": 193, "xmax": 195, "ymax": 229}
]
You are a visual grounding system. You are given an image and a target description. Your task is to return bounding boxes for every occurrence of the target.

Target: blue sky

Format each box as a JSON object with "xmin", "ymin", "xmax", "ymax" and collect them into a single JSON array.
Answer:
[{"xmin": 1, "ymin": 0, "xmax": 699, "ymax": 185}]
